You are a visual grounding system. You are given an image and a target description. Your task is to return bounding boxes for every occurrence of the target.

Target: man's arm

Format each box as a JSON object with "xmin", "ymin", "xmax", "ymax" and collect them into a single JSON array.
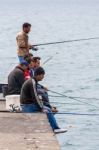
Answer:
[
  {"xmin": 17, "ymin": 71, "xmax": 25, "ymax": 88},
  {"xmin": 32, "ymin": 79, "xmax": 43, "ymax": 109}
]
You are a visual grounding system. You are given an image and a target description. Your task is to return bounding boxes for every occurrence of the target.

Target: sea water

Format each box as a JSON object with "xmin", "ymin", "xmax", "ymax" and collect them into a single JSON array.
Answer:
[{"xmin": 0, "ymin": 0, "xmax": 99, "ymax": 149}]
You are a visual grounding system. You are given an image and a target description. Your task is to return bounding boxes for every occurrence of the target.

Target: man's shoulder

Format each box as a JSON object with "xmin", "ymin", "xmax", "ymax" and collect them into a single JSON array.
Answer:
[
  {"xmin": 23, "ymin": 78, "xmax": 32, "ymax": 87},
  {"xmin": 26, "ymin": 78, "xmax": 32, "ymax": 83},
  {"xmin": 16, "ymin": 31, "xmax": 22, "ymax": 36},
  {"xmin": 8, "ymin": 67, "xmax": 22, "ymax": 78},
  {"xmin": 13, "ymin": 66, "xmax": 24, "ymax": 74},
  {"xmin": 16, "ymin": 31, "xmax": 26, "ymax": 38}
]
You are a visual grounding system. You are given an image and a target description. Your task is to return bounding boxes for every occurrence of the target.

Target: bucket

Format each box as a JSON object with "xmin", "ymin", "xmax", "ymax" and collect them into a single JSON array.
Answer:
[{"xmin": 5, "ymin": 95, "xmax": 20, "ymax": 111}]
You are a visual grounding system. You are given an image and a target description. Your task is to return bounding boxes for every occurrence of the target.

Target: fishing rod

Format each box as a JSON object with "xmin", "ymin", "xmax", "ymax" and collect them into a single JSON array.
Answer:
[
  {"xmin": 33, "ymin": 36, "xmax": 99, "ymax": 47},
  {"xmin": 42, "ymin": 52, "xmax": 59, "ymax": 65},
  {"xmin": 48, "ymin": 94, "xmax": 99, "ymax": 101},
  {"xmin": 50, "ymin": 100, "xmax": 83, "ymax": 105},
  {"xmin": 48, "ymin": 89, "xmax": 99, "ymax": 109},
  {"xmin": 43, "ymin": 56, "xmax": 53, "ymax": 65}
]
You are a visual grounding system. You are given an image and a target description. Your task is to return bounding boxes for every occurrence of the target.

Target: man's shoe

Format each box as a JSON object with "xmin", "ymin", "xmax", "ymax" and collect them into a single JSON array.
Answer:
[{"xmin": 54, "ymin": 128, "xmax": 68, "ymax": 134}]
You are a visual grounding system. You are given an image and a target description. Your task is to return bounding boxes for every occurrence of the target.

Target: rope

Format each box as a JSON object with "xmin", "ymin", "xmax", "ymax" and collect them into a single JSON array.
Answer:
[
  {"xmin": 48, "ymin": 90, "xmax": 99, "ymax": 109},
  {"xmin": 33, "ymin": 37, "xmax": 99, "ymax": 47}
]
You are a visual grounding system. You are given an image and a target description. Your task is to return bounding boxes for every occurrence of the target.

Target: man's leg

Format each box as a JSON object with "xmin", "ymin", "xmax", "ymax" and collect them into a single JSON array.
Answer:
[
  {"xmin": 43, "ymin": 106, "xmax": 59, "ymax": 130},
  {"xmin": 21, "ymin": 104, "xmax": 40, "ymax": 113}
]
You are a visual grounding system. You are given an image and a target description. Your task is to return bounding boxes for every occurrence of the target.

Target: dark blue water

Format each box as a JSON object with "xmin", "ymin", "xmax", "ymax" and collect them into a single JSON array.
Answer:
[{"xmin": 0, "ymin": 0, "xmax": 99, "ymax": 149}]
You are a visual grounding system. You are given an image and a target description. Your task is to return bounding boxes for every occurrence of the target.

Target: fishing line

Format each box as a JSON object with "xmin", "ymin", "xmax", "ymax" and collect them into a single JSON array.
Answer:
[
  {"xmin": 0, "ymin": 110, "xmax": 99, "ymax": 116},
  {"xmin": 48, "ymin": 90, "xmax": 99, "ymax": 109},
  {"xmin": 55, "ymin": 112, "xmax": 99, "ymax": 116},
  {"xmin": 50, "ymin": 101, "xmax": 83, "ymax": 105},
  {"xmin": 33, "ymin": 37, "xmax": 99, "ymax": 47}
]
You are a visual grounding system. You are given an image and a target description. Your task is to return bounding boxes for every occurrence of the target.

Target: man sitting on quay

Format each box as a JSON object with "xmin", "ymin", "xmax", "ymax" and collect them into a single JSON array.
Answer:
[
  {"xmin": 20, "ymin": 67, "xmax": 67, "ymax": 133},
  {"xmin": 24, "ymin": 56, "xmax": 41, "ymax": 79},
  {"xmin": 7, "ymin": 61, "xmax": 29, "ymax": 95}
]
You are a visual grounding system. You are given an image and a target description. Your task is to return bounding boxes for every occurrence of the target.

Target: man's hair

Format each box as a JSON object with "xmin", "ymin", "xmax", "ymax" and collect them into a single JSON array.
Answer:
[
  {"xmin": 34, "ymin": 67, "xmax": 45, "ymax": 76},
  {"xmin": 23, "ymin": 22, "xmax": 31, "ymax": 29},
  {"xmin": 31, "ymin": 57, "xmax": 41, "ymax": 63}
]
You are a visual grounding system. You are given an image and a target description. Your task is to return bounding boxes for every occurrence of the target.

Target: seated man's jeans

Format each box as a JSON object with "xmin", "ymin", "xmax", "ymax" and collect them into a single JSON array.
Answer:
[{"xmin": 21, "ymin": 103, "xmax": 59, "ymax": 130}]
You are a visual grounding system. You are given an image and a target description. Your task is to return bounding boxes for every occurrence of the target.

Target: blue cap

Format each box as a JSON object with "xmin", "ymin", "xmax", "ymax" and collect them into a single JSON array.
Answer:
[{"xmin": 21, "ymin": 60, "xmax": 29, "ymax": 66}]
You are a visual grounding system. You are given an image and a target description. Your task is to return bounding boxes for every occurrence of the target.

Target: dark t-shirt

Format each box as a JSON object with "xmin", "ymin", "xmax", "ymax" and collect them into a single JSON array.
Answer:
[{"xmin": 8, "ymin": 66, "xmax": 25, "ymax": 94}]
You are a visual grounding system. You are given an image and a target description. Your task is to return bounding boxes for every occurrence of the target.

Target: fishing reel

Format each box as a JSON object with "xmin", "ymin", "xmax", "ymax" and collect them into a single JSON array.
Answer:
[
  {"xmin": 9, "ymin": 104, "xmax": 21, "ymax": 113},
  {"xmin": 31, "ymin": 46, "xmax": 38, "ymax": 51}
]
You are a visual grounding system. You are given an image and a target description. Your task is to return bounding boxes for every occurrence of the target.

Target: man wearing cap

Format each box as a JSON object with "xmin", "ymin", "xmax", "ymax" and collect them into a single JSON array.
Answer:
[{"xmin": 7, "ymin": 61, "xmax": 29, "ymax": 95}]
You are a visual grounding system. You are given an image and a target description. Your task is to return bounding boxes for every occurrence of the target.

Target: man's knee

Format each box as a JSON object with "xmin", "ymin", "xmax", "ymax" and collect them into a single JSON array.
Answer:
[{"xmin": 43, "ymin": 106, "xmax": 51, "ymax": 112}]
